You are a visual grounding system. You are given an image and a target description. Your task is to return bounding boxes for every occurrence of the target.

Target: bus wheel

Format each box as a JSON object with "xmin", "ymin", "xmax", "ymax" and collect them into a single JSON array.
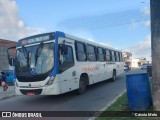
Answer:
[
  {"xmin": 77, "ymin": 76, "xmax": 87, "ymax": 94},
  {"xmin": 111, "ymin": 70, "xmax": 116, "ymax": 82}
]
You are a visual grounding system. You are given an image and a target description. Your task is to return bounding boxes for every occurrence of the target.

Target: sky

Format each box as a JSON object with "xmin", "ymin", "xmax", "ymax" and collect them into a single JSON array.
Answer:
[{"xmin": 0, "ymin": 0, "xmax": 150, "ymax": 60}]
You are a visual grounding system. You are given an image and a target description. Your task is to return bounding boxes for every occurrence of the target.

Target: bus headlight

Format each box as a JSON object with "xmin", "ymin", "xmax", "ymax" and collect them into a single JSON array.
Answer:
[{"xmin": 45, "ymin": 76, "xmax": 55, "ymax": 86}]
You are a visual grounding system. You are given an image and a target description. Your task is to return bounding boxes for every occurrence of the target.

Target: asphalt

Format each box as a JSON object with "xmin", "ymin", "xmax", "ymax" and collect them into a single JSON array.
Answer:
[
  {"xmin": 0, "ymin": 69, "xmax": 148, "ymax": 120},
  {"xmin": 0, "ymin": 85, "xmax": 15, "ymax": 100},
  {"xmin": 0, "ymin": 68, "xmax": 146, "ymax": 102}
]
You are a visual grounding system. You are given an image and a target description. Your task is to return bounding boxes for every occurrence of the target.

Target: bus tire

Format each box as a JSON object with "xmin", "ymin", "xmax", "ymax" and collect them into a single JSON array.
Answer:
[
  {"xmin": 77, "ymin": 76, "xmax": 87, "ymax": 94},
  {"xmin": 111, "ymin": 70, "xmax": 116, "ymax": 82}
]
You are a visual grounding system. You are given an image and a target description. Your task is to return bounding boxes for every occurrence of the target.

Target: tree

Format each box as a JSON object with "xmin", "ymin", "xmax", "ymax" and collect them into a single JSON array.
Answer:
[{"xmin": 150, "ymin": 0, "xmax": 160, "ymax": 110}]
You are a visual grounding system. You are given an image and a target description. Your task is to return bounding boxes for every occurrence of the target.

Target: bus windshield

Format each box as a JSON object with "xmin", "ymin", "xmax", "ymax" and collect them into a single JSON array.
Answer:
[{"xmin": 16, "ymin": 42, "xmax": 54, "ymax": 76}]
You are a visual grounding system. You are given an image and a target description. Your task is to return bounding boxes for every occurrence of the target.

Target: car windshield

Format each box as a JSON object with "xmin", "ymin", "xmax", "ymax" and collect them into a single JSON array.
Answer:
[
  {"xmin": 16, "ymin": 43, "xmax": 54, "ymax": 76},
  {"xmin": 124, "ymin": 65, "xmax": 128, "ymax": 67}
]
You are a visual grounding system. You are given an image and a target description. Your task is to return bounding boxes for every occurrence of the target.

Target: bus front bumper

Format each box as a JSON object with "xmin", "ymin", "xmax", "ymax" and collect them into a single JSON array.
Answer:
[{"xmin": 15, "ymin": 84, "xmax": 61, "ymax": 95}]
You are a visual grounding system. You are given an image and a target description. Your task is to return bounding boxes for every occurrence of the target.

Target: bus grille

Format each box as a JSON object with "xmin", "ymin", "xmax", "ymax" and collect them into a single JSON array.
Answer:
[{"xmin": 20, "ymin": 89, "xmax": 42, "ymax": 95}]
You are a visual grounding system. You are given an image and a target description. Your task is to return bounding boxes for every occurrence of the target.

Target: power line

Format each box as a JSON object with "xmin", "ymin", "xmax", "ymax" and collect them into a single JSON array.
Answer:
[
  {"xmin": 59, "ymin": 9, "xmax": 150, "ymax": 31},
  {"xmin": 63, "ymin": 18, "xmax": 149, "ymax": 31}
]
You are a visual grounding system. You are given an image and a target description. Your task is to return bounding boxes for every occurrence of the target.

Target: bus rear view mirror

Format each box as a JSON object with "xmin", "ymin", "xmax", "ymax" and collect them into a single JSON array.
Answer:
[
  {"xmin": 7, "ymin": 46, "xmax": 16, "ymax": 66},
  {"xmin": 9, "ymin": 58, "xmax": 15, "ymax": 66}
]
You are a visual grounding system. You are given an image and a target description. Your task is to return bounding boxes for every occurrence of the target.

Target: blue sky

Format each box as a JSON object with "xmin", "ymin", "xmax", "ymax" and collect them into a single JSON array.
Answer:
[{"xmin": 0, "ymin": 0, "xmax": 150, "ymax": 59}]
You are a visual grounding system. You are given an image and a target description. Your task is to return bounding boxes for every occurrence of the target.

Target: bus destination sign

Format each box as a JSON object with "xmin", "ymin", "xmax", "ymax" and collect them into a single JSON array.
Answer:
[
  {"xmin": 20, "ymin": 32, "xmax": 55, "ymax": 45},
  {"xmin": 27, "ymin": 35, "xmax": 50, "ymax": 44}
]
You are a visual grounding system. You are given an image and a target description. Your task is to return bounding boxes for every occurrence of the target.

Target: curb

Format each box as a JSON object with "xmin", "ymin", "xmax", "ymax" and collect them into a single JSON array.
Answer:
[
  {"xmin": 88, "ymin": 89, "xmax": 126, "ymax": 120},
  {"xmin": 0, "ymin": 94, "xmax": 15, "ymax": 101}
]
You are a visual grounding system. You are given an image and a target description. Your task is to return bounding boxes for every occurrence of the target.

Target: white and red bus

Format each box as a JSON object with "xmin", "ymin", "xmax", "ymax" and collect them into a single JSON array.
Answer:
[{"xmin": 7, "ymin": 31, "xmax": 124, "ymax": 95}]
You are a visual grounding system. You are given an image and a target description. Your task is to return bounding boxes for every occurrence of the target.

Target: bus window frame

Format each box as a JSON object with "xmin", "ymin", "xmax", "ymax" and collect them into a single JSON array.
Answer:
[
  {"xmin": 75, "ymin": 41, "xmax": 87, "ymax": 62},
  {"xmin": 86, "ymin": 44, "xmax": 97, "ymax": 61},
  {"xmin": 105, "ymin": 49, "xmax": 111, "ymax": 62},
  {"xmin": 59, "ymin": 44, "xmax": 75, "ymax": 73},
  {"xmin": 97, "ymin": 47, "xmax": 105, "ymax": 62}
]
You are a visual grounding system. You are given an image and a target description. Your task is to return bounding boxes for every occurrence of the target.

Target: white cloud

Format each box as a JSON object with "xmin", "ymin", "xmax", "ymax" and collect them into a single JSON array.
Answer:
[
  {"xmin": 83, "ymin": 37, "xmax": 112, "ymax": 48},
  {"xmin": 126, "ymin": 34, "xmax": 151, "ymax": 60},
  {"xmin": 129, "ymin": 19, "xmax": 138, "ymax": 29},
  {"xmin": 88, "ymin": 38, "xmax": 95, "ymax": 42},
  {"xmin": 140, "ymin": 7, "xmax": 150, "ymax": 28},
  {"xmin": 141, "ymin": 7, "xmax": 150, "ymax": 16},
  {"xmin": 128, "ymin": 7, "xmax": 150, "ymax": 29},
  {"xmin": 99, "ymin": 42, "xmax": 112, "ymax": 47},
  {"xmin": 87, "ymin": 38, "xmax": 112, "ymax": 47},
  {"xmin": 0, "ymin": 0, "xmax": 45, "ymax": 41},
  {"xmin": 126, "ymin": 7, "xmax": 151, "ymax": 60},
  {"xmin": 18, "ymin": 20, "xmax": 25, "ymax": 28},
  {"xmin": 144, "ymin": 20, "xmax": 150, "ymax": 28},
  {"xmin": 64, "ymin": 28, "xmax": 113, "ymax": 47},
  {"xmin": 64, "ymin": 29, "xmax": 98, "ymax": 43}
]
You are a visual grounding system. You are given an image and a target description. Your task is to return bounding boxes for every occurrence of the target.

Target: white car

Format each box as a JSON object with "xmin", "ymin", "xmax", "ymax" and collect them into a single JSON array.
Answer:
[
  {"xmin": 124, "ymin": 64, "xmax": 130, "ymax": 71},
  {"xmin": 141, "ymin": 63, "xmax": 148, "ymax": 69}
]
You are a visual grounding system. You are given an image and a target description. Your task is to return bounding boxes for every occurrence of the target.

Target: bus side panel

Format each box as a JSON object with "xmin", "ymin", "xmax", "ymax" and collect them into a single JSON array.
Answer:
[
  {"xmin": 88, "ymin": 62, "xmax": 114, "ymax": 85},
  {"xmin": 104, "ymin": 63, "xmax": 114, "ymax": 80},
  {"xmin": 87, "ymin": 62, "xmax": 101, "ymax": 84},
  {"xmin": 43, "ymin": 75, "xmax": 61, "ymax": 95},
  {"xmin": 58, "ymin": 37, "xmax": 80, "ymax": 93},
  {"xmin": 116, "ymin": 62, "xmax": 124, "ymax": 76},
  {"xmin": 101, "ymin": 62, "xmax": 112, "ymax": 81}
]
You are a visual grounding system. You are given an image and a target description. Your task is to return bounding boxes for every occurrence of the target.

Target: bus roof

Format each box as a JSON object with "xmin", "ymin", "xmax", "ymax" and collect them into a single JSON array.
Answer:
[
  {"xmin": 17, "ymin": 31, "xmax": 121, "ymax": 52},
  {"xmin": 65, "ymin": 33, "xmax": 121, "ymax": 52}
]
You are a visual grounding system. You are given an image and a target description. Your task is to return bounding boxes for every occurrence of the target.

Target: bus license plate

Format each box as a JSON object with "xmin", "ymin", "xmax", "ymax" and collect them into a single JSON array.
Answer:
[{"xmin": 27, "ymin": 92, "xmax": 35, "ymax": 96}]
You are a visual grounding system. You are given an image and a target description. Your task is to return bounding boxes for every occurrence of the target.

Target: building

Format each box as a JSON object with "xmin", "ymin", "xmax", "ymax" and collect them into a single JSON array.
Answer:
[
  {"xmin": 0, "ymin": 39, "xmax": 17, "ymax": 71},
  {"xmin": 123, "ymin": 51, "xmax": 149, "ymax": 68},
  {"xmin": 131, "ymin": 57, "xmax": 149, "ymax": 68},
  {"xmin": 131, "ymin": 58, "xmax": 141, "ymax": 68},
  {"xmin": 122, "ymin": 51, "xmax": 132, "ymax": 66}
]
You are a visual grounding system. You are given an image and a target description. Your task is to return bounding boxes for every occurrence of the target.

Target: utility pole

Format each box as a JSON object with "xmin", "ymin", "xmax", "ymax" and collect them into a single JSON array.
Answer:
[{"xmin": 150, "ymin": 0, "xmax": 160, "ymax": 110}]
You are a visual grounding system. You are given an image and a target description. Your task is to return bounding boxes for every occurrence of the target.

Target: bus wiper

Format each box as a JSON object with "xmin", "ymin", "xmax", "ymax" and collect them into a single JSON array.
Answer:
[
  {"xmin": 22, "ymin": 46, "xmax": 30, "ymax": 66},
  {"xmin": 22, "ymin": 46, "xmax": 28, "ymax": 59},
  {"xmin": 35, "ymin": 42, "xmax": 44, "ymax": 65}
]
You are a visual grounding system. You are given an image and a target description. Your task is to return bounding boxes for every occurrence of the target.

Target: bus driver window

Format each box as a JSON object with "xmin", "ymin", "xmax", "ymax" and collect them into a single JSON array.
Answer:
[{"xmin": 59, "ymin": 44, "xmax": 74, "ymax": 73}]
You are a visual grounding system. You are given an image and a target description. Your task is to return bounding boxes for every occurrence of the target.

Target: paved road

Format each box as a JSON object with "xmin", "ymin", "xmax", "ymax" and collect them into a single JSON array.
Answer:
[{"xmin": 0, "ymin": 69, "xmax": 146, "ymax": 119}]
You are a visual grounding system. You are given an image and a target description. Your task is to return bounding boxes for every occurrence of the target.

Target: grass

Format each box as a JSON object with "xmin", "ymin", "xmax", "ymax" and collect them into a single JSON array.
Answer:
[
  {"xmin": 96, "ymin": 91, "xmax": 159, "ymax": 120},
  {"xmin": 105, "ymin": 92, "xmax": 128, "ymax": 111}
]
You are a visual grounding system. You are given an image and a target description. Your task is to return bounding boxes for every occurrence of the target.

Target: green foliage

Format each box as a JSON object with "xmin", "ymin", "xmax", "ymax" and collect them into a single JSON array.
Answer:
[{"xmin": 96, "ymin": 92, "xmax": 159, "ymax": 120}]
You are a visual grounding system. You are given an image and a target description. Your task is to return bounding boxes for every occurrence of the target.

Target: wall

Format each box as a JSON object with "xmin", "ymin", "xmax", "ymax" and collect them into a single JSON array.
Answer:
[
  {"xmin": 0, "ymin": 39, "xmax": 17, "ymax": 71},
  {"xmin": 131, "ymin": 59, "xmax": 140, "ymax": 68}
]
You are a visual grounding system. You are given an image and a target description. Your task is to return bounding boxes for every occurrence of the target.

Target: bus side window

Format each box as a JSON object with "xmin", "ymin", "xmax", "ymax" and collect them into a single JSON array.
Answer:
[
  {"xmin": 75, "ymin": 42, "xmax": 87, "ymax": 61},
  {"xmin": 59, "ymin": 45, "xmax": 74, "ymax": 73},
  {"xmin": 120, "ymin": 52, "xmax": 123, "ymax": 61},
  {"xmin": 118, "ymin": 52, "xmax": 122, "ymax": 61},
  {"xmin": 98, "ymin": 47, "xmax": 105, "ymax": 62},
  {"xmin": 87, "ymin": 45, "xmax": 97, "ymax": 61},
  {"xmin": 63, "ymin": 47, "xmax": 74, "ymax": 63},
  {"xmin": 111, "ymin": 51, "xmax": 115, "ymax": 62},
  {"xmin": 116, "ymin": 52, "xmax": 120, "ymax": 62},
  {"xmin": 106, "ymin": 49, "xmax": 111, "ymax": 62}
]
